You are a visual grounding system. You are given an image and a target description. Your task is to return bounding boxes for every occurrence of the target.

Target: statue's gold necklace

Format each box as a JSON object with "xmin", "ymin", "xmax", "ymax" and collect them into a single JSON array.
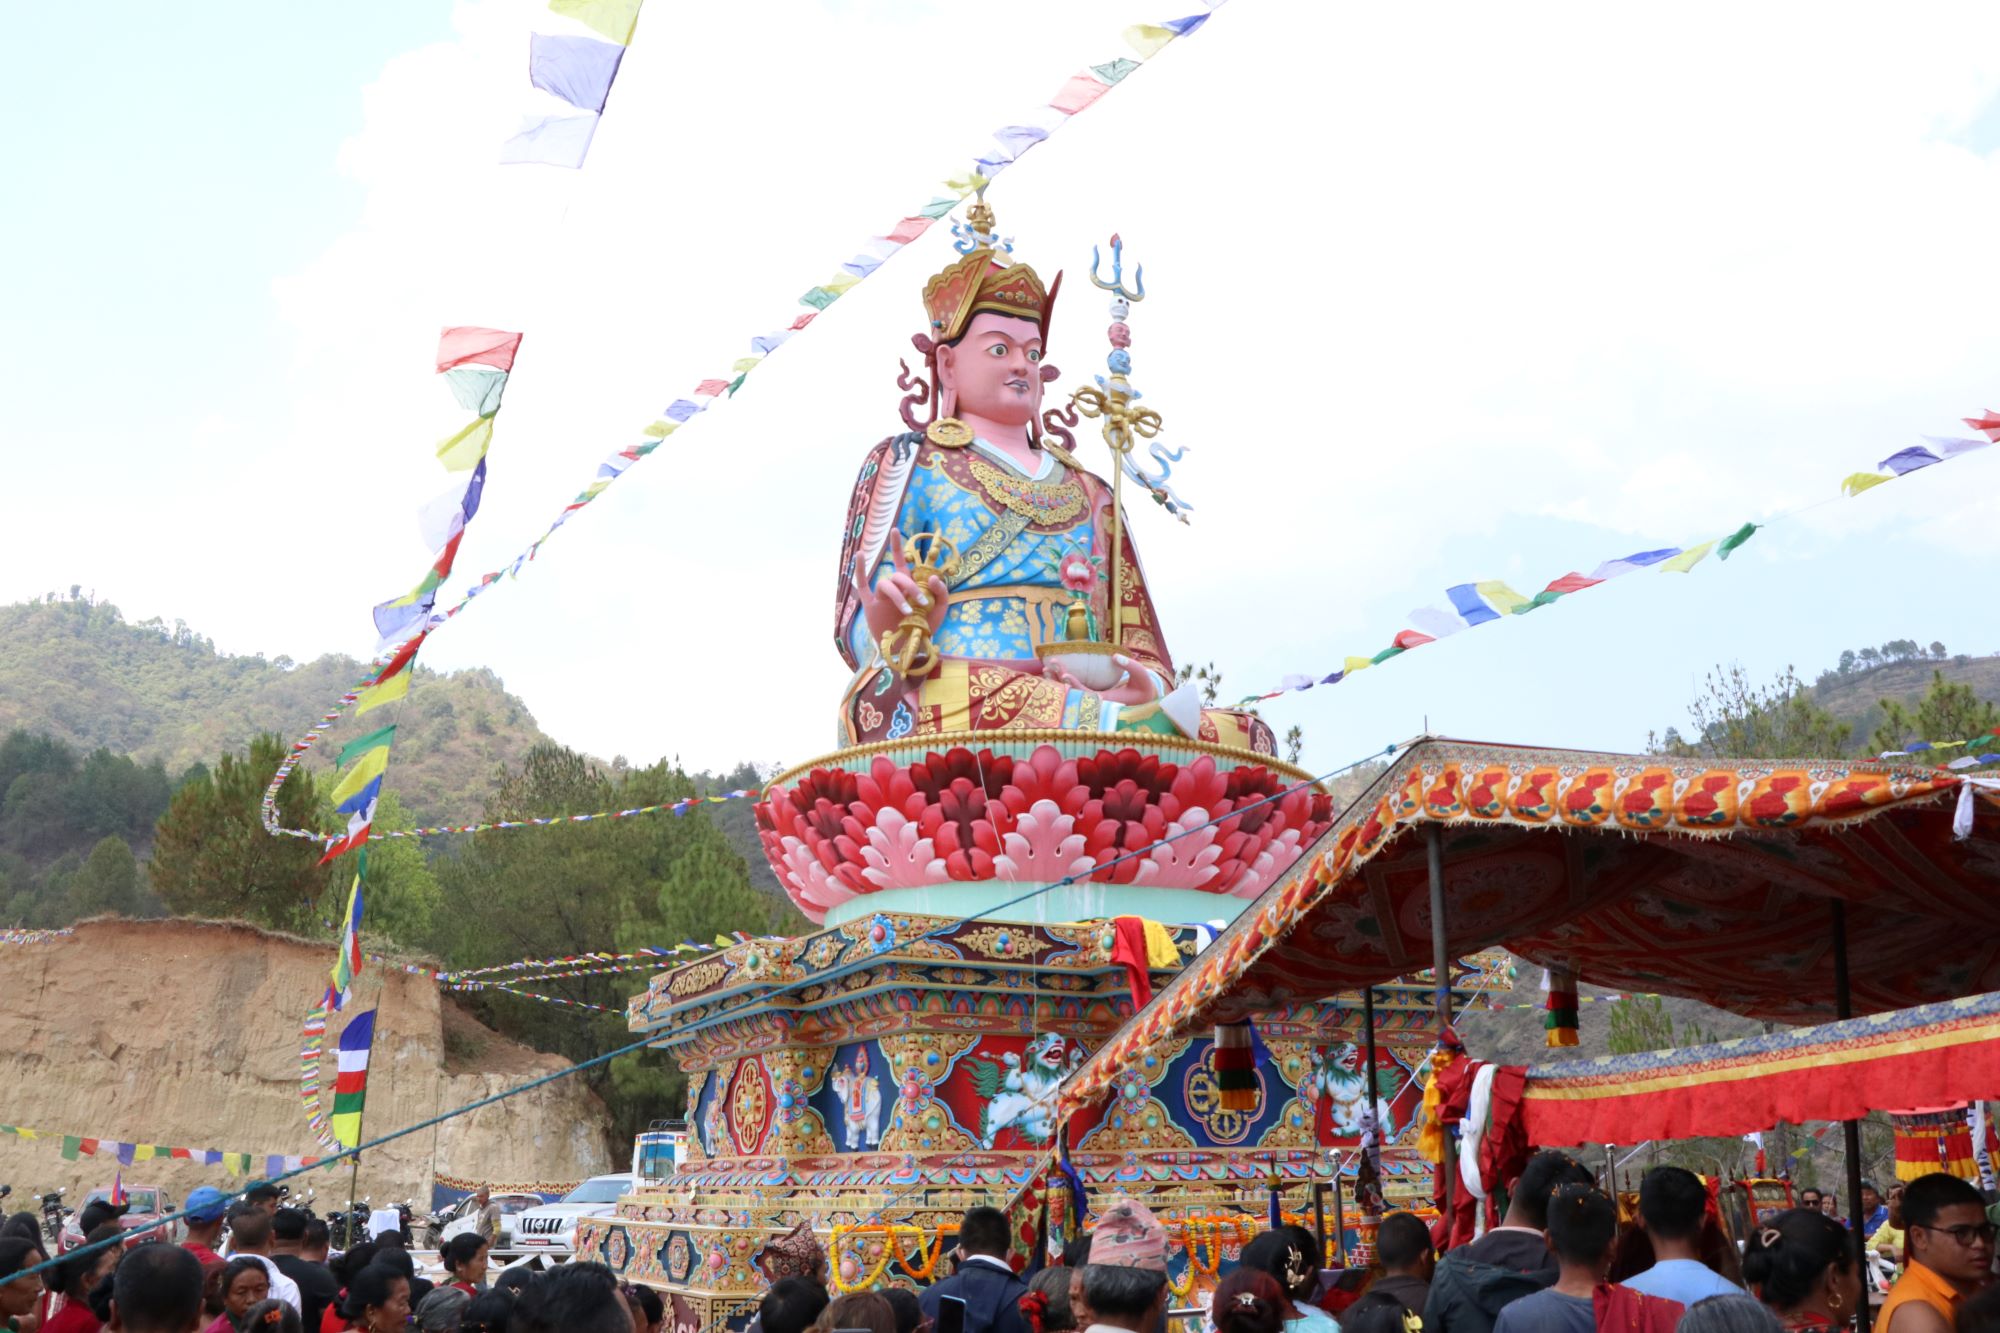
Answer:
[{"xmin": 964, "ymin": 455, "xmax": 1088, "ymax": 525}]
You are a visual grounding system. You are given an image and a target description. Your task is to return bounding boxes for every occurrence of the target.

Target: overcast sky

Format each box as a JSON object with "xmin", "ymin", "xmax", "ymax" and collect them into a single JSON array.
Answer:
[{"xmin": 6, "ymin": 1, "xmax": 2000, "ymax": 786}]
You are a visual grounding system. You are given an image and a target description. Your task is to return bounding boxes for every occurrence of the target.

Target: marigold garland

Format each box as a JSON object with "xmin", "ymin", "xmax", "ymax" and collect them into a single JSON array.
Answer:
[{"xmin": 830, "ymin": 1224, "xmax": 955, "ymax": 1292}]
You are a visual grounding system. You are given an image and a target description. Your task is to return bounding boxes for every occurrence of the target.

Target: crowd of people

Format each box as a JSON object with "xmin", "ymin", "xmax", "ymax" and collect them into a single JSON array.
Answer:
[
  {"xmin": 0, "ymin": 1183, "xmax": 664, "ymax": 1333},
  {"xmin": 745, "ymin": 1157, "xmax": 1997, "ymax": 1333},
  {"xmin": 3, "ymin": 1156, "xmax": 1996, "ymax": 1333}
]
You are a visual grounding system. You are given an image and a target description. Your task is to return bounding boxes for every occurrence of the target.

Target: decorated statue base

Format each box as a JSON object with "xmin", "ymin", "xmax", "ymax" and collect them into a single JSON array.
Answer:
[{"xmin": 574, "ymin": 875, "xmax": 1499, "ymax": 1311}]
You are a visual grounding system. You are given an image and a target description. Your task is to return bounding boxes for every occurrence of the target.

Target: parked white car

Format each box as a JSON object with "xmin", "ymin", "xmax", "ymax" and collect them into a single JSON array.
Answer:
[
  {"xmin": 506, "ymin": 1174, "xmax": 636, "ymax": 1256},
  {"xmin": 437, "ymin": 1191, "xmax": 545, "ymax": 1251}
]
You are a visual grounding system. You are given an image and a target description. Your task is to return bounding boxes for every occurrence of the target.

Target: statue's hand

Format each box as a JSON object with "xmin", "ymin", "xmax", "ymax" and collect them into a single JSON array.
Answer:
[
  {"xmin": 851, "ymin": 528, "xmax": 949, "ymax": 649},
  {"xmin": 1045, "ymin": 654, "xmax": 1160, "ymax": 707}
]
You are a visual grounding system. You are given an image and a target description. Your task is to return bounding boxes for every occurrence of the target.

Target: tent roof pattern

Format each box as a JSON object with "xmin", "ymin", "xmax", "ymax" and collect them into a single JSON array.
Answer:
[{"xmin": 1062, "ymin": 738, "xmax": 2000, "ymax": 1113}]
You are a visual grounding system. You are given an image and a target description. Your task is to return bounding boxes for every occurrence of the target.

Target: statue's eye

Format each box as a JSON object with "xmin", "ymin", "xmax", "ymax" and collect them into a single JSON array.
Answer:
[
  {"xmin": 987, "ymin": 343, "xmax": 1008, "ymax": 357},
  {"xmin": 1027, "ymin": 348, "xmax": 1042, "ymax": 363}
]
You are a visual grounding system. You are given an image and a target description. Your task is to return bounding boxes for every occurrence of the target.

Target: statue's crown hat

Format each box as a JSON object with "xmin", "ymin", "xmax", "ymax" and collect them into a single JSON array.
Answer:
[{"xmin": 921, "ymin": 186, "xmax": 1060, "ymax": 345}]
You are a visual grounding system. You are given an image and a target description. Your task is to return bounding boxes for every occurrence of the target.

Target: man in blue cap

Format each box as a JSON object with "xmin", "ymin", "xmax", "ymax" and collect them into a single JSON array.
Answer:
[{"xmin": 181, "ymin": 1186, "xmax": 231, "ymax": 1265}]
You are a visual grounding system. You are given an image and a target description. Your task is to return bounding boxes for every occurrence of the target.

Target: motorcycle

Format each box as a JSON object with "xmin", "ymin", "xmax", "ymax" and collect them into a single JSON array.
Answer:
[
  {"xmin": 39, "ymin": 1188, "xmax": 67, "ymax": 1248},
  {"xmin": 328, "ymin": 1197, "xmax": 371, "ymax": 1252}
]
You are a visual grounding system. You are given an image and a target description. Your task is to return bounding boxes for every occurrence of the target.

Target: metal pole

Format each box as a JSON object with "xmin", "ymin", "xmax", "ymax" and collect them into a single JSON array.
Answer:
[
  {"xmin": 1330, "ymin": 1174, "xmax": 1346, "ymax": 1269},
  {"xmin": 1832, "ymin": 900, "xmax": 1873, "ymax": 1333},
  {"xmin": 1312, "ymin": 1180, "xmax": 1327, "ymax": 1260},
  {"xmin": 1362, "ymin": 983, "xmax": 1381, "ymax": 1183},
  {"xmin": 1426, "ymin": 824, "xmax": 1457, "ymax": 1240}
]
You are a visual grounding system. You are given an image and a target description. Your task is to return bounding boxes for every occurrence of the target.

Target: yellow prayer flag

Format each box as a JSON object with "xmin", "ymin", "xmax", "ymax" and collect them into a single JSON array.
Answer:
[
  {"xmin": 1343, "ymin": 657, "xmax": 1374, "ymax": 675},
  {"xmin": 436, "ymin": 417, "xmax": 494, "ymax": 472},
  {"xmin": 731, "ymin": 356, "xmax": 763, "ymax": 373},
  {"xmin": 942, "ymin": 170, "xmax": 984, "ymax": 195},
  {"xmin": 824, "ymin": 272, "xmax": 862, "ymax": 295},
  {"xmin": 1659, "ymin": 541, "xmax": 1716, "ymax": 573},
  {"xmin": 1123, "ymin": 23, "xmax": 1176, "ymax": 58},
  {"xmin": 1473, "ymin": 581, "xmax": 1530, "ymax": 614},
  {"xmin": 331, "ymin": 747, "xmax": 391, "ymax": 806},
  {"xmin": 549, "ymin": 0, "xmax": 642, "ymax": 43},
  {"xmin": 133, "ymin": 1145, "xmax": 156, "ymax": 1161},
  {"xmin": 642, "ymin": 421, "xmax": 679, "ymax": 440},
  {"xmin": 354, "ymin": 670, "xmax": 411, "ymax": 717},
  {"xmin": 17, "ymin": 1129, "xmax": 35, "ymax": 1139},
  {"xmin": 1933, "ymin": 740, "xmax": 1967, "ymax": 750},
  {"xmin": 1140, "ymin": 919, "xmax": 1179, "ymax": 968},
  {"xmin": 1841, "ymin": 471, "xmax": 1893, "ymax": 497},
  {"xmin": 714, "ymin": 934, "xmax": 733, "ymax": 948}
]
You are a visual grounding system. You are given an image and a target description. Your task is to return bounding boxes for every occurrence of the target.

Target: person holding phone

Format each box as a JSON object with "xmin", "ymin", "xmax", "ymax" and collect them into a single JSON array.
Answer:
[{"xmin": 919, "ymin": 1208, "xmax": 1029, "ymax": 1333}]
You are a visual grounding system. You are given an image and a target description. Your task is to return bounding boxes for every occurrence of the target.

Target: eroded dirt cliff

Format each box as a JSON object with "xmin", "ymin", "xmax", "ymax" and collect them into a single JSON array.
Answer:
[{"xmin": 0, "ymin": 919, "xmax": 615, "ymax": 1204}]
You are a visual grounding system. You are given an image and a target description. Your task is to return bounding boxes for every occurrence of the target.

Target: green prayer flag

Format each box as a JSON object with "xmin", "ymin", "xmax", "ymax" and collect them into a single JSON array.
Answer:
[
  {"xmin": 1715, "ymin": 521, "xmax": 1759, "ymax": 560},
  {"xmin": 1370, "ymin": 645, "xmax": 1406, "ymax": 666},
  {"xmin": 337, "ymin": 725, "xmax": 396, "ymax": 767},
  {"xmin": 799, "ymin": 287, "xmax": 839, "ymax": 311},
  {"xmin": 1093, "ymin": 57, "xmax": 1140, "ymax": 83},
  {"xmin": 726, "ymin": 374, "xmax": 746, "ymax": 397},
  {"xmin": 62, "ymin": 1135, "xmax": 81, "ymax": 1160},
  {"xmin": 918, "ymin": 197, "xmax": 958, "ymax": 220}
]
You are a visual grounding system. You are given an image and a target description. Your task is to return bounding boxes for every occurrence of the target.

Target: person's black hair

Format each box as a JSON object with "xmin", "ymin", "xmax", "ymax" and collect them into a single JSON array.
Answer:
[
  {"xmin": 1546, "ymin": 1184, "xmax": 1618, "ymax": 1267},
  {"xmin": 374, "ymin": 1245, "xmax": 418, "ymax": 1279},
  {"xmin": 882, "ymin": 1286, "xmax": 924, "ymax": 1333},
  {"xmin": 1739, "ymin": 1208, "xmax": 1852, "ymax": 1311},
  {"xmin": 271, "ymin": 1207, "xmax": 308, "ymax": 1243},
  {"xmin": 0, "ymin": 1236, "xmax": 39, "ymax": 1283},
  {"xmin": 1060, "ymin": 1234, "xmax": 1093, "ymax": 1269},
  {"xmin": 1081, "ymin": 1264, "xmax": 1167, "ymax": 1319},
  {"xmin": 1675, "ymin": 1294, "xmax": 1783, "ymax": 1333},
  {"xmin": 333, "ymin": 1238, "xmax": 380, "ymax": 1285},
  {"xmin": 634, "ymin": 1284, "xmax": 664, "ymax": 1329},
  {"xmin": 463, "ymin": 1288, "xmax": 517, "ymax": 1333},
  {"xmin": 1341, "ymin": 1294, "xmax": 1415, "ymax": 1333},
  {"xmin": 1025, "ymin": 1267, "xmax": 1076, "ymax": 1333},
  {"xmin": 1903, "ymin": 1171, "xmax": 1986, "ymax": 1230},
  {"xmin": 342, "ymin": 1262, "xmax": 410, "ymax": 1323},
  {"xmin": 245, "ymin": 1297, "xmax": 304, "ymax": 1333},
  {"xmin": 245, "ymin": 1184, "xmax": 283, "ymax": 1205},
  {"xmin": 77, "ymin": 1199, "xmax": 124, "ymax": 1235},
  {"xmin": 1638, "ymin": 1165, "xmax": 1710, "ymax": 1243},
  {"xmin": 110, "ymin": 1240, "xmax": 205, "ymax": 1333},
  {"xmin": 761, "ymin": 1274, "xmax": 832, "ymax": 1333},
  {"xmin": 1238, "ymin": 1230, "xmax": 1317, "ymax": 1299},
  {"xmin": 0, "ymin": 1213, "xmax": 38, "ymax": 1243},
  {"xmin": 495, "ymin": 1264, "xmax": 539, "ymax": 1298},
  {"xmin": 300, "ymin": 1217, "xmax": 329, "ymax": 1252},
  {"xmin": 959, "ymin": 1205, "xmax": 1011, "ymax": 1257},
  {"xmin": 230, "ymin": 1207, "xmax": 274, "ymax": 1251},
  {"xmin": 1375, "ymin": 1211, "xmax": 1431, "ymax": 1272},
  {"xmin": 1281, "ymin": 1224, "xmax": 1322, "ymax": 1285},
  {"xmin": 56, "ymin": 1223, "xmax": 124, "ymax": 1299},
  {"xmin": 445, "ymin": 1232, "xmax": 490, "ymax": 1272},
  {"xmin": 1956, "ymin": 1281, "xmax": 2000, "ymax": 1333},
  {"xmin": 1513, "ymin": 1150, "xmax": 1594, "ymax": 1230},
  {"xmin": 376, "ymin": 1228, "xmax": 409, "ymax": 1249},
  {"xmin": 220, "ymin": 1257, "xmax": 269, "ymax": 1306},
  {"xmin": 512, "ymin": 1260, "xmax": 631, "ymax": 1333}
]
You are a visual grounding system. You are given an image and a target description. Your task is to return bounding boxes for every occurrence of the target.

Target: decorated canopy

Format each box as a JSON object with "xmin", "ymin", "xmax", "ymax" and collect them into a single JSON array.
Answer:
[
  {"xmin": 1062, "ymin": 737, "xmax": 2000, "ymax": 1113},
  {"xmin": 1516, "ymin": 988, "xmax": 2000, "ymax": 1147}
]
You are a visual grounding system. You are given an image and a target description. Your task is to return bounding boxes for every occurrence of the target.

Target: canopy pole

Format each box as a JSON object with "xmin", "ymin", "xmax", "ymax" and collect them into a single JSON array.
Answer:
[
  {"xmin": 1832, "ymin": 899, "xmax": 1873, "ymax": 1333},
  {"xmin": 1426, "ymin": 823, "xmax": 1457, "ymax": 1236}
]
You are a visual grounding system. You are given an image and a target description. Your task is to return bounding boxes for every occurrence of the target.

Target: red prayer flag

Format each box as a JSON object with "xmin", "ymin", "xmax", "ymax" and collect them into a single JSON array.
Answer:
[
  {"xmin": 1049, "ymin": 72, "xmax": 1111, "ymax": 115},
  {"xmin": 79, "ymin": 1138, "xmax": 98, "ymax": 1155},
  {"xmin": 1392, "ymin": 629, "xmax": 1435, "ymax": 650},
  {"xmin": 883, "ymin": 217, "xmax": 935, "ymax": 245},
  {"xmin": 374, "ymin": 630, "xmax": 428, "ymax": 687},
  {"xmin": 1542, "ymin": 571, "xmax": 1603, "ymax": 596},
  {"xmin": 790, "ymin": 312, "xmax": 818, "ymax": 331},
  {"xmin": 1967, "ymin": 410, "xmax": 2000, "ymax": 441},
  {"xmin": 436, "ymin": 326, "xmax": 523, "ymax": 374},
  {"xmin": 1110, "ymin": 916, "xmax": 1152, "ymax": 1007},
  {"xmin": 694, "ymin": 379, "xmax": 730, "ymax": 397}
]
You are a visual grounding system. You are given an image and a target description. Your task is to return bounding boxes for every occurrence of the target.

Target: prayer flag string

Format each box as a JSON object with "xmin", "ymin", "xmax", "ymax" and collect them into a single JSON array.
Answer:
[{"xmin": 1246, "ymin": 414, "xmax": 1998, "ymax": 721}]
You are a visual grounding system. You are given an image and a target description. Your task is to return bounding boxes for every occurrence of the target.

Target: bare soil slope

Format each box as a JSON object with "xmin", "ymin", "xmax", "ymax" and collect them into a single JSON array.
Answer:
[{"xmin": 0, "ymin": 918, "xmax": 616, "ymax": 1203}]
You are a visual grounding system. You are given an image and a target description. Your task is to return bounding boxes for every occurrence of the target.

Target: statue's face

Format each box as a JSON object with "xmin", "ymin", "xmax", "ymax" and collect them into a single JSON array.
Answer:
[{"xmin": 937, "ymin": 312, "xmax": 1044, "ymax": 427}]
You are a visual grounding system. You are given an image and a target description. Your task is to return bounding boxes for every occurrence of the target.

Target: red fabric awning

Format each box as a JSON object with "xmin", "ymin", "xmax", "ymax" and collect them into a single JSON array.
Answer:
[
  {"xmin": 1518, "ymin": 989, "xmax": 2000, "ymax": 1145},
  {"xmin": 1062, "ymin": 738, "xmax": 1999, "ymax": 1116}
]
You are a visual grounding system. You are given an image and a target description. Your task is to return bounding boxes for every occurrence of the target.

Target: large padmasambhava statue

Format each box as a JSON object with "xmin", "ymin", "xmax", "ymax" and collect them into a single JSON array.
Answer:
[{"xmin": 832, "ymin": 196, "xmax": 1274, "ymax": 756}]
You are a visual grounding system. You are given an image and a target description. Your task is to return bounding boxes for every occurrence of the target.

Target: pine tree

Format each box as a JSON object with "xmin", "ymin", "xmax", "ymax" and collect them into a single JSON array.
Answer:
[
  {"xmin": 148, "ymin": 733, "xmax": 334, "ymax": 931},
  {"xmin": 1872, "ymin": 670, "xmax": 2000, "ymax": 755}
]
